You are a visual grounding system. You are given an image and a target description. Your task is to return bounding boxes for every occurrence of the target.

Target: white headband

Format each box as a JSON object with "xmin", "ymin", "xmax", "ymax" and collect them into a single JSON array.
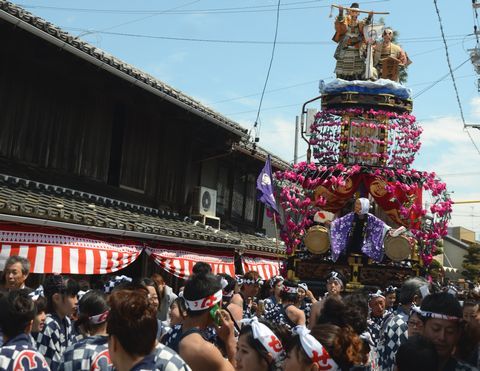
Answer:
[
  {"xmin": 282, "ymin": 285, "xmax": 298, "ymax": 294},
  {"xmin": 369, "ymin": 289, "xmax": 385, "ymax": 300},
  {"xmin": 29, "ymin": 285, "xmax": 44, "ymax": 302},
  {"xmin": 235, "ymin": 275, "xmax": 244, "ymax": 285},
  {"xmin": 270, "ymin": 276, "xmax": 284, "ymax": 288},
  {"xmin": 243, "ymin": 278, "xmax": 263, "ymax": 286},
  {"xmin": 89, "ymin": 310, "xmax": 109, "ymax": 325},
  {"xmin": 184, "ymin": 289, "xmax": 222, "ymax": 311},
  {"xmin": 241, "ymin": 317, "xmax": 285, "ymax": 361},
  {"xmin": 298, "ymin": 283, "xmax": 308, "ymax": 292},
  {"xmin": 385, "ymin": 285, "xmax": 397, "ymax": 294},
  {"xmin": 358, "ymin": 198, "xmax": 370, "ymax": 215},
  {"xmin": 78, "ymin": 290, "xmax": 90, "ymax": 301},
  {"xmin": 411, "ymin": 305, "xmax": 461, "ymax": 321},
  {"xmin": 223, "ymin": 289, "xmax": 234, "ymax": 298},
  {"xmin": 327, "ymin": 272, "xmax": 343, "ymax": 287},
  {"xmin": 293, "ymin": 326, "xmax": 339, "ymax": 370},
  {"xmin": 220, "ymin": 278, "xmax": 228, "ymax": 289}
]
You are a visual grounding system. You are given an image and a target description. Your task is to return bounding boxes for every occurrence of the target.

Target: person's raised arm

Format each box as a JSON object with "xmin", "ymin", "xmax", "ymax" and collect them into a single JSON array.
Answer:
[{"xmin": 179, "ymin": 334, "xmax": 235, "ymax": 371}]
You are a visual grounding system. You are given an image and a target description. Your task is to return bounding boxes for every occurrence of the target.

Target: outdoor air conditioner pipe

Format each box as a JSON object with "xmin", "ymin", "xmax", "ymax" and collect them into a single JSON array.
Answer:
[{"xmin": 0, "ymin": 9, "xmax": 248, "ymax": 139}]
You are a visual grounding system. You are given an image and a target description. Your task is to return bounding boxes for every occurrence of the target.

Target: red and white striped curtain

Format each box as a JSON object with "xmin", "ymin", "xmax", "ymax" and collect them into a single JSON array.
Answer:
[
  {"xmin": 146, "ymin": 246, "xmax": 235, "ymax": 279},
  {"xmin": 0, "ymin": 226, "xmax": 143, "ymax": 274},
  {"xmin": 242, "ymin": 256, "xmax": 281, "ymax": 280}
]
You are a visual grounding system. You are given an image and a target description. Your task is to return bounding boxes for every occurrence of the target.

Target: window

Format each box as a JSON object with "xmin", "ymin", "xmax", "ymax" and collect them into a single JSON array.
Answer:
[
  {"xmin": 244, "ymin": 174, "xmax": 256, "ymax": 222},
  {"xmin": 229, "ymin": 169, "xmax": 258, "ymax": 223},
  {"xmin": 216, "ymin": 166, "xmax": 230, "ymax": 216},
  {"xmin": 231, "ymin": 172, "xmax": 245, "ymax": 219}
]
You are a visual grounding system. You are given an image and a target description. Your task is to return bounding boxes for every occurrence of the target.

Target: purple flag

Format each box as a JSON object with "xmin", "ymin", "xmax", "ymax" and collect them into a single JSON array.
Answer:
[{"xmin": 256, "ymin": 155, "xmax": 279, "ymax": 213}]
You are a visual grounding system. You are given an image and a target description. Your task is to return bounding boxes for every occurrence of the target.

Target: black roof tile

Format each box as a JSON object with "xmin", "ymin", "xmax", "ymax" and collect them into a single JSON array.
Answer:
[{"xmin": 0, "ymin": 174, "xmax": 284, "ymax": 254}]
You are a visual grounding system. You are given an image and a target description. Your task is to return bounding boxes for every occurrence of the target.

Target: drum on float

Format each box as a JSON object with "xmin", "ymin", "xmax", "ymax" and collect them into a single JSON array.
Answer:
[
  {"xmin": 304, "ymin": 225, "xmax": 330, "ymax": 254},
  {"xmin": 384, "ymin": 234, "xmax": 414, "ymax": 261}
]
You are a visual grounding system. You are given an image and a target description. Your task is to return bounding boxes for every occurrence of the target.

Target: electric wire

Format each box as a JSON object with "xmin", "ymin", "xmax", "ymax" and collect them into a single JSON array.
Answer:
[
  {"xmin": 74, "ymin": 0, "xmax": 202, "ymax": 39},
  {"xmin": 251, "ymin": 0, "xmax": 281, "ymax": 143},
  {"xmin": 18, "ymin": 0, "xmax": 389, "ymax": 15},
  {"xmin": 413, "ymin": 58, "xmax": 470, "ymax": 99},
  {"xmin": 227, "ymin": 68, "xmax": 472, "ymax": 117},
  {"xmin": 18, "ymin": 1, "xmax": 325, "ymax": 14},
  {"xmin": 433, "ymin": 0, "xmax": 480, "ymax": 157},
  {"xmin": 60, "ymin": 27, "xmax": 476, "ymax": 46}
]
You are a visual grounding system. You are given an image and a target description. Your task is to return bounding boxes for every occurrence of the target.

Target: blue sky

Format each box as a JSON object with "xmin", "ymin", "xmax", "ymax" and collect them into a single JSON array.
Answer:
[{"xmin": 15, "ymin": 0, "xmax": 480, "ymax": 234}]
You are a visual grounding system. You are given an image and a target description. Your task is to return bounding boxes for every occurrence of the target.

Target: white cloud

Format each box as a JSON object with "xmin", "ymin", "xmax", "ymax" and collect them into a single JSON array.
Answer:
[
  {"xmin": 413, "ymin": 114, "xmax": 480, "ymax": 233},
  {"xmin": 147, "ymin": 51, "xmax": 189, "ymax": 84},
  {"xmin": 212, "ymin": 90, "xmax": 259, "ymax": 108},
  {"xmin": 168, "ymin": 51, "xmax": 188, "ymax": 64},
  {"xmin": 418, "ymin": 116, "xmax": 469, "ymax": 147},
  {"xmin": 470, "ymin": 96, "xmax": 480, "ymax": 119},
  {"xmin": 256, "ymin": 116, "xmax": 306, "ymax": 163}
]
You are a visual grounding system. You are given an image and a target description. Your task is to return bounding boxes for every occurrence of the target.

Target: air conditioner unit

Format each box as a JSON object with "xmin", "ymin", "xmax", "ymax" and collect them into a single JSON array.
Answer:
[{"xmin": 193, "ymin": 186, "xmax": 217, "ymax": 217}]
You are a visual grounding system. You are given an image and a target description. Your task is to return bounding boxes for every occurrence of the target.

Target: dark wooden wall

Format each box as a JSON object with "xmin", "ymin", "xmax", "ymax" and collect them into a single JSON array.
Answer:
[{"xmin": 0, "ymin": 19, "xmax": 236, "ymax": 212}]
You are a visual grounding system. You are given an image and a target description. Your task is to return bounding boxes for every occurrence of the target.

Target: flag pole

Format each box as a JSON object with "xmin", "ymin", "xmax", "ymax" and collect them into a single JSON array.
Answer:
[
  {"xmin": 272, "ymin": 212, "xmax": 282, "ymax": 275},
  {"xmin": 256, "ymin": 154, "xmax": 283, "ymax": 276}
]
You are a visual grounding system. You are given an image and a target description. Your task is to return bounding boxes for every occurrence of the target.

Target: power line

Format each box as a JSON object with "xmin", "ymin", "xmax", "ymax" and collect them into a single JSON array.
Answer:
[
  {"xmin": 252, "ymin": 0, "xmax": 282, "ymax": 143},
  {"xmin": 61, "ymin": 27, "xmax": 476, "ymax": 46},
  {"xmin": 18, "ymin": 1, "xmax": 323, "ymax": 14},
  {"xmin": 433, "ymin": 0, "xmax": 467, "ymax": 125},
  {"xmin": 413, "ymin": 58, "xmax": 470, "ymax": 99},
  {"xmin": 433, "ymin": 0, "xmax": 480, "ymax": 157},
  {"xmin": 212, "ymin": 73, "xmax": 472, "ymax": 106},
  {"xmin": 18, "ymin": 0, "xmax": 389, "ymax": 16},
  {"xmin": 228, "ymin": 102, "xmax": 304, "ymax": 116},
  {"xmin": 74, "ymin": 0, "xmax": 202, "ymax": 39},
  {"xmin": 212, "ymin": 78, "xmax": 326, "ymax": 104},
  {"xmin": 226, "ymin": 71, "xmax": 472, "ymax": 116},
  {"xmin": 70, "ymin": 29, "xmax": 330, "ymax": 45}
]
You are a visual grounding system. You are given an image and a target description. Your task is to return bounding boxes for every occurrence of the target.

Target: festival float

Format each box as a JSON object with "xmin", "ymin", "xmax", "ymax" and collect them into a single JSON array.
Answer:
[{"xmin": 270, "ymin": 3, "xmax": 453, "ymax": 290}]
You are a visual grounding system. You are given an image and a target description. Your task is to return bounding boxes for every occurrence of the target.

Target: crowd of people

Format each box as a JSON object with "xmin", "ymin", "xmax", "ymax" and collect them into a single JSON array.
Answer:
[{"xmin": 0, "ymin": 255, "xmax": 479, "ymax": 371}]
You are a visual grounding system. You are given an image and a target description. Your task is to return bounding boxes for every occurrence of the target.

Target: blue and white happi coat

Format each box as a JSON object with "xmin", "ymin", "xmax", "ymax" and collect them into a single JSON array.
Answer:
[
  {"xmin": 152, "ymin": 342, "xmax": 191, "ymax": 371},
  {"xmin": 263, "ymin": 296, "xmax": 281, "ymax": 323},
  {"xmin": 0, "ymin": 333, "xmax": 50, "ymax": 371},
  {"xmin": 58, "ymin": 335, "xmax": 111, "ymax": 371},
  {"xmin": 34, "ymin": 314, "xmax": 76, "ymax": 371},
  {"xmin": 376, "ymin": 307, "xmax": 409, "ymax": 371}
]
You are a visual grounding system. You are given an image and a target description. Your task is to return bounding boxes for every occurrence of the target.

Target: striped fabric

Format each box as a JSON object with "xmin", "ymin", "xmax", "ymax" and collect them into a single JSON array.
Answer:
[
  {"xmin": 0, "ymin": 226, "xmax": 142, "ymax": 274},
  {"xmin": 146, "ymin": 246, "xmax": 235, "ymax": 279},
  {"xmin": 242, "ymin": 256, "xmax": 281, "ymax": 280}
]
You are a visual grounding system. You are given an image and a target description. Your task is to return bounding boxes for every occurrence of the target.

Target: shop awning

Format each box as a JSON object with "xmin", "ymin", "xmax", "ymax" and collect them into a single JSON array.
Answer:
[
  {"xmin": 242, "ymin": 256, "xmax": 281, "ymax": 280},
  {"xmin": 146, "ymin": 246, "xmax": 235, "ymax": 279},
  {"xmin": 0, "ymin": 226, "xmax": 143, "ymax": 274}
]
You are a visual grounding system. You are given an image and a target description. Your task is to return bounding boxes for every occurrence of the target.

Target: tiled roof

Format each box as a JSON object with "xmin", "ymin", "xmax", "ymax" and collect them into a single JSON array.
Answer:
[
  {"xmin": 444, "ymin": 235, "xmax": 470, "ymax": 250},
  {"xmin": 0, "ymin": 1, "xmax": 248, "ymax": 138},
  {"xmin": 0, "ymin": 174, "xmax": 284, "ymax": 255},
  {"xmin": 234, "ymin": 140, "xmax": 290, "ymax": 170}
]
